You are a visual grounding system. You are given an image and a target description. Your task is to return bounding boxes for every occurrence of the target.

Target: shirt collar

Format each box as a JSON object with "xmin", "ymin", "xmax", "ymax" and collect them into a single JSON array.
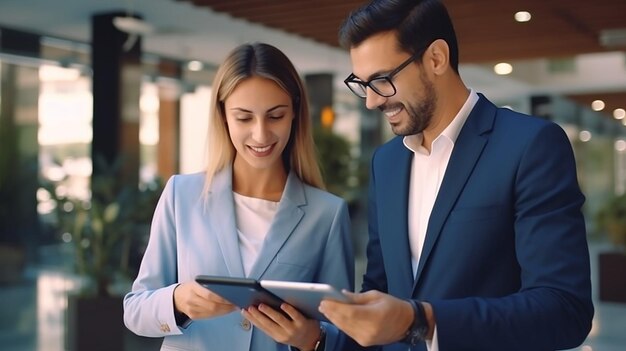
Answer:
[{"xmin": 403, "ymin": 89, "xmax": 479, "ymax": 152}]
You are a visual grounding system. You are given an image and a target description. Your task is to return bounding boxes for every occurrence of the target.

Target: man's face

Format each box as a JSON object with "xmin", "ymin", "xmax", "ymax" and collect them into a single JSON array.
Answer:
[{"xmin": 349, "ymin": 31, "xmax": 437, "ymax": 136}]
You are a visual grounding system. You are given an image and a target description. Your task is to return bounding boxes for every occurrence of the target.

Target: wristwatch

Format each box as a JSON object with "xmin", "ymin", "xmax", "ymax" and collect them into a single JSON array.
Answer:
[
  {"xmin": 313, "ymin": 324, "xmax": 326, "ymax": 350},
  {"xmin": 401, "ymin": 299, "xmax": 429, "ymax": 346},
  {"xmin": 174, "ymin": 309, "xmax": 192, "ymax": 329},
  {"xmin": 293, "ymin": 324, "xmax": 325, "ymax": 351}
]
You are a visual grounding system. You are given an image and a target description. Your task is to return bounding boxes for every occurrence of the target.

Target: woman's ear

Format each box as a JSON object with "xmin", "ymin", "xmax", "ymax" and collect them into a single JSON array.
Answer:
[{"xmin": 424, "ymin": 39, "xmax": 450, "ymax": 76}]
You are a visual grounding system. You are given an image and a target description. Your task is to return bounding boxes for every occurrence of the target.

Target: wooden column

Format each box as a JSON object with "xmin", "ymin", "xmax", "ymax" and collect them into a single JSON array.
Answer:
[{"xmin": 157, "ymin": 59, "xmax": 181, "ymax": 179}]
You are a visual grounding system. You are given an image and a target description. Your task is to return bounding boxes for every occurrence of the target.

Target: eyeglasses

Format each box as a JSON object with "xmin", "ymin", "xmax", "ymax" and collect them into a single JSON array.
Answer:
[{"xmin": 344, "ymin": 52, "xmax": 421, "ymax": 99}]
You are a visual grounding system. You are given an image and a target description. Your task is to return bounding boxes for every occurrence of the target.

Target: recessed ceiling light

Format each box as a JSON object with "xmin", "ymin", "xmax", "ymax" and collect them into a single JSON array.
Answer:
[
  {"xmin": 591, "ymin": 100, "xmax": 605, "ymax": 111},
  {"xmin": 579, "ymin": 130, "xmax": 592, "ymax": 142},
  {"xmin": 614, "ymin": 108, "xmax": 626, "ymax": 120},
  {"xmin": 514, "ymin": 11, "xmax": 532, "ymax": 23},
  {"xmin": 494, "ymin": 63, "xmax": 513, "ymax": 75},
  {"xmin": 187, "ymin": 60, "xmax": 203, "ymax": 71}
]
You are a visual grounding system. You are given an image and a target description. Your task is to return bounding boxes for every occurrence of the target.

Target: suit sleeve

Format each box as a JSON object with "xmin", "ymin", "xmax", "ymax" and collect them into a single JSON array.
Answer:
[
  {"xmin": 361, "ymin": 148, "xmax": 389, "ymax": 294},
  {"xmin": 123, "ymin": 175, "xmax": 184, "ymax": 337},
  {"xmin": 431, "ymin": 123, "xmax": 594, "ymax": 350}
]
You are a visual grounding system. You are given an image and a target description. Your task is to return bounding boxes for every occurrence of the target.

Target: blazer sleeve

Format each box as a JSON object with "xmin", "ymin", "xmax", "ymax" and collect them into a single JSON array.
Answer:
[
  {"xmin": 123, "ymin": 176, "xmax": 184, "ymax": 337},
  {"xmin": 431, "ymin": 123, "xmax": 593, "ymax": 350}
]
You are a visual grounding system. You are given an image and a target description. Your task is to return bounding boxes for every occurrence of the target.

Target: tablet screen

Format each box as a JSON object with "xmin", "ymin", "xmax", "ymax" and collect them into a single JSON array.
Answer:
[{"xmin": 260, "ymin": 280, "xmax": 351, "ymax": 321}]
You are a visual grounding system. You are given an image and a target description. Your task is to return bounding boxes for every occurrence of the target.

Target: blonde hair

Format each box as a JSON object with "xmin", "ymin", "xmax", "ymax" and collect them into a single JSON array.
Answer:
[{"xmin": 203, "ymin": 42, "xmax": 324, "ymax": 192}]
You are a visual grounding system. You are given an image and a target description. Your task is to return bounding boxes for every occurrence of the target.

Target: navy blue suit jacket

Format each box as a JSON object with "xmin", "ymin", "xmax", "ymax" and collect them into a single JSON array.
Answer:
[{"xmin": 360, "ymin": 94, "xmax": 593, "ymax": 350}]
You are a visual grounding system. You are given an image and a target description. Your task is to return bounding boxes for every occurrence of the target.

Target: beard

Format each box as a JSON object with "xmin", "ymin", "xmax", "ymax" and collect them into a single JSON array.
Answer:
[{"xmin": 385, "ymin": 73, "xmax": 437, "ymax": 136}]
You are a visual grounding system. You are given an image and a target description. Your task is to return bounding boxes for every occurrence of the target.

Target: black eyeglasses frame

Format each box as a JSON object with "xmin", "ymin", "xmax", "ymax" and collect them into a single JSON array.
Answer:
[{"xmin": 343, "ymin": 50, "xmax": 424, "ymax": 99}]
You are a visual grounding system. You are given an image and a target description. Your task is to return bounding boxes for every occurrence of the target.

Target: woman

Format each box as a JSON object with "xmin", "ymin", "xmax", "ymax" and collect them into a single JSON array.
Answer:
[{"xmin": 123, "ymin": 42, "xmax": 354, "ymax": 351}]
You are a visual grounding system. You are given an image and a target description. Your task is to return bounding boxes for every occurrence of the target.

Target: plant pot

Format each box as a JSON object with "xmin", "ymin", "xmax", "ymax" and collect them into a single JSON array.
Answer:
[
  {"xmin": 66, "ymin": 294, "xmax": 124, "ymax": 351},
  {"xmin": 598, "ymin": 251, "xmax": 626, "ymax": 303}
]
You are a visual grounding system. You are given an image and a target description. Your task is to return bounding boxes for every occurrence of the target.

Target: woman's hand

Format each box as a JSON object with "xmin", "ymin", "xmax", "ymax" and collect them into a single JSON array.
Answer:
[
  {"xmin": 173, "ymin": 281, "xmax": 238, "ymax": 320},
  {"xmin": 243, "ymin": 303, "xmax": 321, "ymax": 350}
]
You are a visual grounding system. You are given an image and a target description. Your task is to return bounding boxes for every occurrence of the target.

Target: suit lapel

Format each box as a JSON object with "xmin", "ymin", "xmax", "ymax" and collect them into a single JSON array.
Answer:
[
  {"xmin": 208, "ymin": 166, "xmax": 246, "ymax": 277},
  {"xmin": 413, "ymin": 95, "xmax": 496, "ymax": 289},
  {"xmin": 248, "ymin": 172, "xmax": 305, "ymax": 279},
  {"xmin": 379, "ymin": 141, "xmax": 415, "ymax": 297}
]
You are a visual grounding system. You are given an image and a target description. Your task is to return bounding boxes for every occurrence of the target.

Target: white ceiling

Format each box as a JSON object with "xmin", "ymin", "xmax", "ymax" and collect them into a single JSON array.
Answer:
[
  {"xmin": 1, "ymin": 0, "xmax": 625, "ymax": 108},
  {"xmin": 0, "ymin": 0, "xmax": 352, "ymax": 77}
]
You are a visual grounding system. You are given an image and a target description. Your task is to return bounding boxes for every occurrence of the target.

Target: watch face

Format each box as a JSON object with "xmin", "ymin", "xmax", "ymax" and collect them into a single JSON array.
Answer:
[{"xmin": 403, "ymin": 326, "xmax": 426, "ymax": 346}]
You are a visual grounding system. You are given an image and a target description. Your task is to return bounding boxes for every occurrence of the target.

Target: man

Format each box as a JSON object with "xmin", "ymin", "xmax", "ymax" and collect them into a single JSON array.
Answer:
[{"xmin": 319, "ymin": 0, "xmax": 594, "ymax": 350}]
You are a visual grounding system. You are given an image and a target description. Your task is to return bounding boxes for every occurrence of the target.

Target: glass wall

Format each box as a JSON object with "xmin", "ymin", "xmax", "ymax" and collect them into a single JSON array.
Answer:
[{"xmin": 0, "ymin": 38, "xmax": 217, "ymax": 349}]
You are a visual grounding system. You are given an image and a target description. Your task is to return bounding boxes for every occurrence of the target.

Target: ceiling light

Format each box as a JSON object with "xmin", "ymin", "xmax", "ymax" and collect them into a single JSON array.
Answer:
[
  {"xmin": 494, "ymin": 63, "xmax": 513, "ymax": 75},
  {"xmin": 614, "ymin": 108, "xmax": 626, "ymax": 120},
  {"xmin": 591, "ymin": 100, "xmax": 605, "ymax": 111},
  {"xmin": 615, "ymin": 140, "xmax": 626, "ymax": 152},
  {"xmin": 514, "ymin": 11, "xmax": 532, "ymax": 23},
  {"xmin": 579, "ymin": 130, "xmax": 592, "ymax": 142},
  {"xmin": 113, "ymin": 16, "xmax": 154, "ymax": 35},
  {"xmin": 187, "ymin": 60, "xmax": 203, "ymax": 71},
  {"xmin": 599, "ymin": 28, "xmax": 626, "ymax": 47}
]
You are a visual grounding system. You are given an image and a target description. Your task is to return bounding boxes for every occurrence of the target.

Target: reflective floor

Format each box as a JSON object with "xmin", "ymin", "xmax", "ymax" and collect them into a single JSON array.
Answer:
[{"xmin": 1, "ymin": 239, "xmax": 624, "ymax": 350}]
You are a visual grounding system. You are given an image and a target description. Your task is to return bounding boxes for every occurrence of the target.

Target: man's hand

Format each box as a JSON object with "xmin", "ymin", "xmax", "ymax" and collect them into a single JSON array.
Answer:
[
  {"xmin": 319, "ymin": 290, "xmax": 413, "ymax": 346},
  {"xmin": 173, "ymin": 281, "xmax": 237, "ymax": 320},
  {"xmin": 243, "ymin": 303, "xmax": 321, "ymax": 350}
]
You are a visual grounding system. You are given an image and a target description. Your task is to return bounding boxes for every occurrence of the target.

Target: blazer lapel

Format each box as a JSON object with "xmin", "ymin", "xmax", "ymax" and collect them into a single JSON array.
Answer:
[
  {"xmin": 413, "ymin": 95, "xmax": 496, "ymax": 289},
  {"xmin": 248, "ymin": 172, "xmax": 305, "ymax": 279},
  {"xmin": 208, "ymin": 166, "xmax": 245, "ymax": 277},
  {"xmin": 379, "ymin": 141, "xmax": 415, "ymax": 297}
]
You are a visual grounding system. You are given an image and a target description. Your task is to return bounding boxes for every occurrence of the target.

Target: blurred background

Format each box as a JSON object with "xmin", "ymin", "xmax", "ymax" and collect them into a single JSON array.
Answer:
[{"xmin": 0, "ymin": 0, "xmax": 625, "ymax": 350}]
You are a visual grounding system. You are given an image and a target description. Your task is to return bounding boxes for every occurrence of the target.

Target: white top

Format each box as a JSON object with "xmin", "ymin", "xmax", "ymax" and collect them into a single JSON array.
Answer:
[
  {"xmin": 233, "ymin": 192, "xmax": 279, "ymax": 276},
  {"xmin": 402, "ymin": 89, "xmax": 479, "ymax": 351}
]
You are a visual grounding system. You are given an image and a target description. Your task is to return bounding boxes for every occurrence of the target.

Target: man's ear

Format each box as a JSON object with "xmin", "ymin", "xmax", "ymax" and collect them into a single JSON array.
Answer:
[{"xmin": 423, "ymin": 39, "xmax": 450, "ymax": 76}]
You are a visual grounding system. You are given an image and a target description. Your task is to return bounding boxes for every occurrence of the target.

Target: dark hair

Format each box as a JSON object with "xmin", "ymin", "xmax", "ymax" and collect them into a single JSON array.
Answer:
[{"xmin": 338, "ymin": 0, "xmax": 459, "ymax": 73}]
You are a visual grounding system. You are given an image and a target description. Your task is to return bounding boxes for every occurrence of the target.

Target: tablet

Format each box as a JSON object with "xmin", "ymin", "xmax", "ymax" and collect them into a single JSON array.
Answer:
[
  {"xmin": 260, "ymin": 280, "xmax": 352, "ymax": 321},
  {"xmin": 195, "ymin": 275, "xmax": 284, "ymax": 311}
]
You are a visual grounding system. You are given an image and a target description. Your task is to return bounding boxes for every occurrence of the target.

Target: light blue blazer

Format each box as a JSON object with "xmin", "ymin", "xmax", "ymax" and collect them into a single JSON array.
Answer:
[{"xmin": 123, "ymin": 166, "xmax": 354, "ymax": 351}]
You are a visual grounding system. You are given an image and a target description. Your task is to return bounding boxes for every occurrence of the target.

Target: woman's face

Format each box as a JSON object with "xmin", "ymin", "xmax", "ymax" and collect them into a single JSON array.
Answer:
[{"xmin": 224, "ymin": 76, "xmax": 294, "ymax": 172}]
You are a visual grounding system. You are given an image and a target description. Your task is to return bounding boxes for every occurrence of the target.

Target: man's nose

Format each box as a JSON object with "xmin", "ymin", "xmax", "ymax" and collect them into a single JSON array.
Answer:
[{"xmin": 365, "ymin": 88, "xmax": 386, "ymax": 110}]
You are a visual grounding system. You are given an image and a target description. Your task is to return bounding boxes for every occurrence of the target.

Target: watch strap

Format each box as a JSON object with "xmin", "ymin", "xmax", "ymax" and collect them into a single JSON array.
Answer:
[
  {"xmin": 293, "ymin": 324, "xmax": 326, "ymax": 351},
  {"xmin": 401, "ymin": 299, "xmax": 428, "ymax": 345},
  {"xmin": 314, "ymin": 324, "xmax": 326, "ymax": 350},
  {"xmin": 174, "ymin": 309, "xmax": 192, "ymax": 328}
]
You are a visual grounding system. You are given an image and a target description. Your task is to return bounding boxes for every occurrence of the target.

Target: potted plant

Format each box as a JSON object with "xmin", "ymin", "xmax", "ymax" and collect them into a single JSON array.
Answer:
[
  {"xmin": 43, "ymin": 157, "xmax": 163, "ymax": 350},
  {"xmin": 594, "ymin": 192, "xmax": 626, "ymax": 303},
  {"xmin": 313, "ymin": 127, "xmax": 358, "ymax": 205}
]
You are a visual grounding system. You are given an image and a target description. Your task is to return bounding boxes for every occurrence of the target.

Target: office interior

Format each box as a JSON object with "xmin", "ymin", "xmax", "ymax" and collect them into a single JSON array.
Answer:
[{"xmin": 0, "ymin": 0, "xmax": 625, "ymax": 350}]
